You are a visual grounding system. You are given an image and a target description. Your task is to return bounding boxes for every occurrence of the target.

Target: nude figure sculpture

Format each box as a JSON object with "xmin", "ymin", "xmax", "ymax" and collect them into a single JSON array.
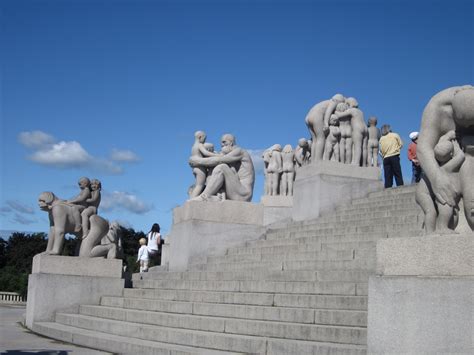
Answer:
[
  {"xmin": 81, "ymin": 178, "xmax": 102, "ymax": 237},
  {"xmin": 416, "ymin": 131, "xmax": 465, "ymax": 234},
  {"xmin": 367, "ymin": 116, "xmax": 380, "ymax": 167},
  {"xmin": 305, "ymin": 94, "xmax": 345, "ymax": 162},
  {"xmin": 67, "ymin": 177, "xmax": 91, "ymax": 233},
  {"xmin": 323, "ymin": 115, "xmax": 341, "ymax": 162},
  {"xmin": 281, "ymin": 144, "xmax": 296, "ymax": 196},
  {"xmin": 417, "ymin": 85, "xmax": 474, "ymax": 232},
  {"xmin": 331, "ymin": 102, "xmax": 352, "ymax": 164},
  {"xmin": 189, "ymin": 131, "xmax": 218, "ymax": 198},
  {"xmin": 189, "ymin": 134, "xmax": 255, "ymax": 202},
  {"xmin": 266, "ymin": 144, "xmax": 283, "ymax": 196},
  {"xmin": 295, "ymin": 138, "xmax": 311, "ymax": 168}
]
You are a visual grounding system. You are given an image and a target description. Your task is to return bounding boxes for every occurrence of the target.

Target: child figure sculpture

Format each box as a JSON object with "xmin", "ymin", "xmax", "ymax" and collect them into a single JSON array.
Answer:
[
  {"xmin": 367, "ymin": 117, "xmax": 380, "ymax": 167},
  {"xmin": 189, "ymin": 131, "xmax": 218, "ymax": 198},
  {"xmin": 67, "ymin": 177, "xmax": 91, "ymax": 233},
  {"xmin": 323, "ymin": 115, "xmax": 341, "ymax": 162},
  {"xmin": 80, "ymin": 178, "xmax": 102, "ymax": 237},
  {"xmin": 281, "ymin": 144, "xmax": 296, "ymax": 196},
  {"xmin": 266, "ymin": 144, "xmax": 283, "ymax": 196},
  {"xmin": 416, "ymin": 130, "xmax": 465, "ymax": 234}
]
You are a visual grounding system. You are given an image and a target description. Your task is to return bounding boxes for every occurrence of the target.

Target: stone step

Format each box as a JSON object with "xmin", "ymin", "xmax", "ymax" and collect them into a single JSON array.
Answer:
[
  {"xmin": 55, "ymin": 312, "xmax": 367, "ymax": 346},
  {"xmin": 137, "ymin": 268, "xmax": 373, "ymax": 283},
  {"xmin": 122, "ymin": 289, "xmax": 369, "ymax": 310},
  {"xmin": 132, "ymin": 278, "xmax": 367, "ymax": 296},
  {"xmin": 205, "ymin": 248, "xmax": 365, "ymax": 264},
  {"xmin": 316, "ymin": 208, "xmax": 422, "ymax": 223},
  {"xmin": 98, "ymin": 297, "xmax": 368, "ymax": 327},
  {"xmin": 54, "ymin": 313, "xmax": 266, "ymax": 353},
  {"xmin": 227, "ymin": 240, "xmax": 376, "ymax": 256},
  {"xmin": 32, "ymin": 321, "xmax": 239, "ymax": 355},
  {"xmin": 192, "ymin": 257, "xmax": 376, "ymax": 273},
  {"xmin": 367, "ymin": 185, "xmax": 416, "ymax": 198}
]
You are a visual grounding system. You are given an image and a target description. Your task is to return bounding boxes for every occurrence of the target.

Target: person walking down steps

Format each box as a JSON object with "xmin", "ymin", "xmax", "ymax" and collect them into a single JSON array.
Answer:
[
  {"xmin": 137, "ymin": 238, "xmax": 149, "ymax": 273},
  {"xmin": 379, "ymin": 124, "xmax": 404, "ymax": 188}
]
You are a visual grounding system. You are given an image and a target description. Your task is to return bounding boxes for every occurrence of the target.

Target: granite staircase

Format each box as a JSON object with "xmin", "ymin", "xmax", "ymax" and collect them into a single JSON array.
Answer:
[{"xmin": 33, "ymin": 185, "xmax": 423, "ymax": 354}]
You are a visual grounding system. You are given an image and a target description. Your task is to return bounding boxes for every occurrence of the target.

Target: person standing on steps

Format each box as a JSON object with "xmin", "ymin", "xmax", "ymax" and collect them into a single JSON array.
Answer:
[
  {"xmin": 379, "ymin": 124, "xmax": 404, "ymax": 188},
  {"xmin": 146, "ymin": 223, "xmax": 162, "ymax": 264},
  {"xmin": 407, "ymin": 131, "xmax": 422, "ymax": 183}
]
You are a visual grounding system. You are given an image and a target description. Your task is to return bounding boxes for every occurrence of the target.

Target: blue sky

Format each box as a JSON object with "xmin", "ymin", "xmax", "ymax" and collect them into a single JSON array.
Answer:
[{"xmin": 1, "ymin": 0, "xmax": 472, "ymax": 236}]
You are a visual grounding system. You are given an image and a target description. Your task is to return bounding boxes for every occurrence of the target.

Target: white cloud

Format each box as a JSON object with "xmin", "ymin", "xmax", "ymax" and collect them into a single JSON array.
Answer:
[
  {"xmin": 30, "ymin": 141, "xmax": 92, "ymax": 167},
  {"xmin": 18, "ymin": 130, "xmax": 127, "ymax": 175},
  {"xmin": 247, "ymin": 149, "xmax": 265, "ymax": 175},
  {"xmin": 100, "ymin": 191, "xmax": 153, "ymax": 214},
  {"xmin": 6, "ymin": 200, "xmax": 35, "ymax": 214},
  {"xmin": 110, "ymin": 149, "xmax": 140, "ymax": 163},
  {"xmin": 18, "ymin": 131, "xmax": 55, "ymax": 149}
]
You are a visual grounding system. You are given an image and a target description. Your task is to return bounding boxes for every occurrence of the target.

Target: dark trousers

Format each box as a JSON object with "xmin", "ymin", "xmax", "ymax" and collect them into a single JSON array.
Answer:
[
  {"xmin": 383, "ymin": 154, "xmax": 404, "ymax": 188},
  {"xmin": 411, "ymin": 163, "xmax": 422, "ymax": 184}
]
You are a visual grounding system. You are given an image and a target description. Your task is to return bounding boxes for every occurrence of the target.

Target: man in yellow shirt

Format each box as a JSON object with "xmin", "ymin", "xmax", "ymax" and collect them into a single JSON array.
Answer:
[{"xmin": 379, "ymin": 124, "xmax": 404, "ymax": 188}]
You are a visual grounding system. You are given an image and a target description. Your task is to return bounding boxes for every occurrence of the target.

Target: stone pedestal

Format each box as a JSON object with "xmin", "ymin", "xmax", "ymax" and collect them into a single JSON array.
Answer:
[
  {"xmin": 292, "ymin": 161, "xmax": 382, "ymax": 221},
  {"xmin": 26, "ymin": 254, "xmax": 124, "ymax": 329},
  {"xmin": 368, "ymin": 234, "xmax": 474, "ymax": 354},
  {"xmin": 261, "ymin": 195, "xmax": 293, "ymax": 225},
  {"xmin": 167, "ymin": 200, "xmax": 265, "ymax": 271}
]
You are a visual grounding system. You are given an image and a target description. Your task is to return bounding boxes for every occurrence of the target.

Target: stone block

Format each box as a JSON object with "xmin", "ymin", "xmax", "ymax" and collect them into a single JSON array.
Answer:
[
  {"xmin": 26, "ymin": 254, "xmax": 124, "ymax": 329},
  {"xmin": 368, "ymin": 276, "xmax": 474, "ymax": 354},
  {"xmin": 376, "ymin": 233, "xmax": 474, "ymax": 276},
  {"xmin": 292, "ymin": 161, "xmax": 383, "ymax": 221},
  {"xmin": 167, "ymin": 200, "xmax": 265, "ymax": 271},
  {"xmin": 31, "ymin": 254, "xmax": 123, "ymax": 278}
]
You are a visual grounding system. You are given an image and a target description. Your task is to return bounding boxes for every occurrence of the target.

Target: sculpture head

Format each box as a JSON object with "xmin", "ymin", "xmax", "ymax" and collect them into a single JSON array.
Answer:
[
  {"xmin": 38, "ymin": 191, "xmax": 56, "ymax": 211},
  {"xmin": 91, "ymin": 179, "xmax": 102, "ymax": 191},
  {"xmin": 194, "ymin": 131, "xmax": 207, "ymax": 143},
  {"xmin": 272, "ymin": 144, "xmax": 282, "ymax": 152},
  {"xmin": 332, "ymin": 94, "xmax": 345, "ymax": 103},
  {"xmin": 452, "ymin": 88, "xmax": 474, "ymax": 130},
  {"xmin": 283, "ymin": 144, "xmax": 293, "ymax": 153},
  {"xmin": 346, "ymin": 97, "xmax": 359, "ymax": 108},
  {"xmin": 329, "ymin": 114, "xmax": 339, "ymax": 126},
  {"xmin": 298, "ymin": 138, "xmax": 308, "ymax": 148},
  {"xmin": 381, "ymin": 124, "xmax": 392, "ymax": 136},
  {"xmin": 434, "ymin": 140, "xmax": 454, "ymax": 163},
  {"xmin": 204, "ymin": 142, "xmax": 214, "ymax": 152},
  {"xmin": 221, "ymin": 134, "xmax": 235, "ymax": 154},
  {"xmin": 336, "ymin": 102, "xmax": 349, "ymax": 112},
  {"xmin": 368, "ymin": 116, "xmax": 378, "ymax": 126},
  {"xmin": 78, "ymin": 177, "xmax": 91, "ymax": 189}
]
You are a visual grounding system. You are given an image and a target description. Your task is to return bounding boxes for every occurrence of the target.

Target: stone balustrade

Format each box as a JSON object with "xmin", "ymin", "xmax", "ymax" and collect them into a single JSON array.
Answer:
[{"xmin": 0, "ymin": 291, "xmax": 26, "ymax": 303}]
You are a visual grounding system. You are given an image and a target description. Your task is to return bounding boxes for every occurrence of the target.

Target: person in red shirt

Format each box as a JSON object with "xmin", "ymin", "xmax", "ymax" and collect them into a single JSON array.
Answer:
[{"xmin": 408, "ymin": 131, "xmax": 422, "ymax": 183}]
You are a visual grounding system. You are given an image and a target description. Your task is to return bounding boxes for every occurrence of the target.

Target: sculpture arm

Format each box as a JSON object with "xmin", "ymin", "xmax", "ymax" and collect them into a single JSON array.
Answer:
[
  {"xmin": 67, "ymin": 189, "xmax": 90, "ymax": 204},
  {"xmin": 198, "ymin": 145, "xmax": 218, "ymax": 157},
  {"xmin": 323, "ymin": 101, "xmax": 338, "ymax": 128},
  {"xmin": 190, "ymin": 148, "xmax": 243, "ymax": 167},
  {"xmin": 86, "ymin": 191, "xmax": 100, "ymax": 204},
  {"xmin": 442, "ymin": 141, "xmax": 465, "ymax": 173}
]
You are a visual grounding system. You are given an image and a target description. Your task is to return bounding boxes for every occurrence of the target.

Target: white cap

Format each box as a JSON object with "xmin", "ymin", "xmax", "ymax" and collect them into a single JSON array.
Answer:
[{"xmin": 409, "ymin": 131, "xmax": 419, "ymax": 140}]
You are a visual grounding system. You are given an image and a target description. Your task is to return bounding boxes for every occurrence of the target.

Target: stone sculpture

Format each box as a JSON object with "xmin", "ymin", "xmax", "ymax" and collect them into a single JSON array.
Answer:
[
  {"xmin": 266, "ymin": 144, "xmax": 283, "ymax": 196},
  {"xmin": 38, "ymin": 191, "xmax": 84, "ymax": 255},
  {"xmin": 367, "ymin": 116, "xmax": 380, "ymax": 167},
  {"xmin": 305, "ymin": 94, "xmax": 345, "ymax": 162},
  {"xmin": 295, "ymin": 138, "xmax": 311, "ymax": 168},
  {"xmin": 323, "ymin": 115, "xmax": 341, "ymax": 161},
  {"xmin": 89, "ymin": 221, "xmax": 123, "ymax": 259},
  {"xmin": 417, "ymin": 85, "xmax": 474, "ymax": 232},
  {"xmin": 281, "ymin": 144, "xmax": 296, "ymax": 196},
  {"xmin": 344, "ymin": 97, "xmax": 368, "ymax": 166},
  {"xmin": 189, "ymin": 133, "xmax": 255, "ymax": 202},
  {"xmin": 416, "ymin": 131, "xmax": 465, "ymax": 233},
  {"xmin": 81, "ymin": 178, "xmax": 102, "ymax": 237},
  {"xmin": 333, "ymin": 102, "xmax": 353, "ymax": 164},
  {"xmin": 189, "ymin": 131, "xmax": 218, "ymax": 198},
  {"xmin": 38, "ymin": 178, "xmax": 123, "ymax": 257},
  {"xmin": 262, "ymin": 148, "xmax": 272, "ymax": 195}
]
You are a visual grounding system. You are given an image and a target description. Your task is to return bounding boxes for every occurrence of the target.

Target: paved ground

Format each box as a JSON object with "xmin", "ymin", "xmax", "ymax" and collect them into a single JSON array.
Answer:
[{"xmin": 0, "ymin": 304, "xmax": 111, "ymax": 355}]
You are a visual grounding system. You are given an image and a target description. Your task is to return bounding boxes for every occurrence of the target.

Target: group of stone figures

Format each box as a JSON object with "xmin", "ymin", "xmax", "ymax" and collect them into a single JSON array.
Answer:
[
  {"xmin": 305, "ymin": 94, "xmax": 380, "ymax": 167},
  {"xmin": 38, "ymin": 177, "xmax": 122, "ymax": 258}
]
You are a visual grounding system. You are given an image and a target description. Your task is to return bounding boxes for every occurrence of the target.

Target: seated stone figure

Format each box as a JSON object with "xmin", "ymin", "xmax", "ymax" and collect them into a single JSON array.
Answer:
[
  {"xmin": 81, "ymin": 178, "xmax": 102, "ymax": 237},
  {"xmin": 416, "ymin": 131, "xmax": 465, "ymax": 234},
  {"xmin": 295, "ymin": 138, "xmax": 311, "ymax": 168},
  {"xmin": 66, "ymin": 177, "xmax": 92, "ymax": 233},
  {"xmin": 89, "ymin": 221, "xmax": 123, "ymax": 259},
  {"xmin": 189, "ymin": 133, "xmax": 255, "ymax": 202}
]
